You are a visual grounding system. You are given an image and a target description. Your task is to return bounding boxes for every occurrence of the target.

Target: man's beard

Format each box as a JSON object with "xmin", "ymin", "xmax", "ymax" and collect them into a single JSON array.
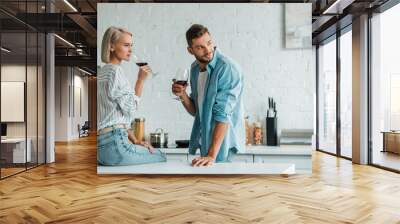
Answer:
[{"xmin": 195, "ymin": 50, "xmax": 214, "ymax": 64}]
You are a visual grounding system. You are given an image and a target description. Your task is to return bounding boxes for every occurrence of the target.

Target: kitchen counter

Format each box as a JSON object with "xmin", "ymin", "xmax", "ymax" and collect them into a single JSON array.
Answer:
[
  {"xmin": 97, "ymin": 162, "xmax": 295, "ymax": 175},
  {"xmin": 160, "ymin": 145, "xmax": 312, "ymax": 155},
  {"xmin": 160, "ymin": 145, "xmax": 312, "ymax": 173},
  {"xmin": 97, "ymin": 145, "xmax": 312, "ymax": 175}
]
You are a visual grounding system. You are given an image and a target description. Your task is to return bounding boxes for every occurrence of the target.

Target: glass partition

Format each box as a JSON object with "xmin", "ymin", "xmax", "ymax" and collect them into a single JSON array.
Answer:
[
  {"xmin": 0, "ymin": 1, "xmax": 46, "ymax": 179},
  {"xmin": 371, "ymin": 4, "xmax": 400, "ymax": 171},
  {"xmin": 339, "ymin": 29, "xmax": 352, "ymax": 158},
  {"xmin": 318, "ymin": 37, "xmax": 337, "ymax": 155}
]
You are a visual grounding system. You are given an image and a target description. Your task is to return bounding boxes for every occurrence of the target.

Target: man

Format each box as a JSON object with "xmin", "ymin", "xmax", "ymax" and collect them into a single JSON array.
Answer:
[{"xmin": 172, "ymin": 24, "xmax": 245, "ymax": 167}]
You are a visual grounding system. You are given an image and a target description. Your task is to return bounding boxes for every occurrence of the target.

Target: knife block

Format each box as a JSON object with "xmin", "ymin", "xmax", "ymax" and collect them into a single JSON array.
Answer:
[{"xmin": 266, "ymin": 117, "xmax": 278, "ymax": 146}]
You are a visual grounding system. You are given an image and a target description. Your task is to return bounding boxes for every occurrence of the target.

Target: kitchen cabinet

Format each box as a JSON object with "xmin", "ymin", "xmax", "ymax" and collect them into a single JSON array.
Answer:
[
  {"xmin": 158, "ymin": 145, "xmax": 312, "ymax": 172},
  {"xmin": 231, "ymin": 154, "xmax": 254, "ymax": 163},
  {"xmin": 188, "ymin": 154, "xmax": 253, "ymax": 163},
  {"xmin": 98, "ymin": 162, "xmax": 296, "ymax": 175},
  {"xmin": 165, "ymin": 154, "xmax": 188, "ymax": 162},
  {"xmin": 98, "ymin": 145, "xmax": 313, "ymax": 174},
  {"xmin": 253, "ymin": 155, "xmax": 311, "ymax": 170}
]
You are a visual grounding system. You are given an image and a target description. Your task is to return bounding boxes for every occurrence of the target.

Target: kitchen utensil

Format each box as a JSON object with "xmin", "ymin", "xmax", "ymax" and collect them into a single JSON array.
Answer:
[
  {"xmin": 266, "ymin": 97, "xmax": 278, "ymax": 146},
  {"xmin": 267, "ymin": 97, "xmax": 278, "ymax": 118},
  {"xmin": 266, "ymin": 117, "xmax": 278, "ymax": 146},
  {"xmin": 149, "ymin": 128, "xmax": 168, "ymax": 148}
]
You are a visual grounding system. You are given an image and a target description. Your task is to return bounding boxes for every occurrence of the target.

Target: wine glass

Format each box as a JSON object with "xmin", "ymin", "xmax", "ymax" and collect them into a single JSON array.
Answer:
[
  {"xmin": 132, "ymin": 54, "xmax": 159, "ymax": 78},
  {"xmin": 172, "ymin": 68, "xmax": 189, "ymax": 101}
]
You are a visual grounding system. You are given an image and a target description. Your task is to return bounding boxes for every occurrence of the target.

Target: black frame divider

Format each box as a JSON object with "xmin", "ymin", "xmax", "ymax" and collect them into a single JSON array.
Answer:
[
  {"xmin": 316, "ymin": 21, "xmax": 353, "ymax": 161},
  {"xmin": 25, "ymin": 1, "xmax": 28, "ymax": 172},
  {"xmin": 316, "ymin": 44, "xmax": 319, "ymax": 151},
  {"xmin": 336, "ymin": 25, "xmax": 341, "ymax": 157},
  {"xmin": 367, "ymin": 10, "xmax": 373, "ymax": 166}
]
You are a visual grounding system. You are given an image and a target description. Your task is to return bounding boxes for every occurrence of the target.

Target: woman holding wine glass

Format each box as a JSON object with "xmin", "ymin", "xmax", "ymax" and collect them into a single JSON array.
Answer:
[{"xmin": 97, "ymin": 26, "xmax": 166, "ymax": 166}]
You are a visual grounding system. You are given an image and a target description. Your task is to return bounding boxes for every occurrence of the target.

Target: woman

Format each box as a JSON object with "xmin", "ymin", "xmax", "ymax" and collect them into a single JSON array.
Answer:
[{"xmin": 97, "ymin": 26, "xmax": 166, "ymax": 166}]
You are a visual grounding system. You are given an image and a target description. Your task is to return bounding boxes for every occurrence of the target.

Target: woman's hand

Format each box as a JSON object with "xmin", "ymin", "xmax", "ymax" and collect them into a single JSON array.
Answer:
[
  {"xmin": 140, "ymin": 141, "xmax": 155, "ymax": 153},
  {"xmin": 135, "ymin": 65, "xmax": 152, "ymax": 97},
  {"xmin": 127, "ymin": 129, "xmax": 155, "ymax": 153},
  {"xmin": 137, "ymin": 65, "xmax": 152, "ymax": 82}
]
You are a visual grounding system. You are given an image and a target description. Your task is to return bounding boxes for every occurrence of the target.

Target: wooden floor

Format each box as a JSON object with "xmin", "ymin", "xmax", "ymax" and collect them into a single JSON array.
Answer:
[
  {"xmin": 373, "ymin": 151, "xmax": 400, "ymax": 171},
  {"xmin": 1, "ymin": 135, "xmax": 400, "ymax": 223},
  {"xmin": 1, "ymin": 167, "xmax": 26, "ymax": 178}
]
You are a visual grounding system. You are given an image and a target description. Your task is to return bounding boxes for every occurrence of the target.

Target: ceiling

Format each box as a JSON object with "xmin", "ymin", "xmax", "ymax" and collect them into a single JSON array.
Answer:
[{"xmin": 0, "ymin": 0, "xmax": 391, "ymax": 75}]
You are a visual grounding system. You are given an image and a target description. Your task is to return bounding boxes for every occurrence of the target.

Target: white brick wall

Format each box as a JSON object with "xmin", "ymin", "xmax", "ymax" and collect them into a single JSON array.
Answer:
[{"xmin": 98, "ymin": 3, "xmax": 315, "ymax": 144}]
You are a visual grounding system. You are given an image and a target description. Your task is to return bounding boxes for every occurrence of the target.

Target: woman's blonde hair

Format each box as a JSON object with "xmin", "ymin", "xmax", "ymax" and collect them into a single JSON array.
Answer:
[{"xmin": 101, "ymin": 26, "xmax": 132, "ymax": 63}]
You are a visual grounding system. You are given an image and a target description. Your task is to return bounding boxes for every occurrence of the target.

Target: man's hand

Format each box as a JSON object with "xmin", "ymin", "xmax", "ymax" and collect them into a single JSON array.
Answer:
[
  {"xmin": 171, "ymin": 81, "xmax": 188, "ymax": 98},
  {"xmin": 191, "ymin": 156, "xmax": 215, "ymax": 167},
  {"xmin": 172, "ymin": 81, "xmax": 196, "ymax": 116}
]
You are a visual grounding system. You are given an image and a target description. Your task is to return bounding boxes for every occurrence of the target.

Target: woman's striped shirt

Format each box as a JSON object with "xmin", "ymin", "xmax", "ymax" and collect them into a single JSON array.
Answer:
[{"xmin": 97, "ymin": 64, "xmax": 140, "ymax": 131}]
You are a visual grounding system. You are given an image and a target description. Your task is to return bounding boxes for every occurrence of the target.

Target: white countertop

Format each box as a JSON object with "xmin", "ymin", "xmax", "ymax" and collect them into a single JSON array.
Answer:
[
  {"xmin": 98, "ymin": 162, "xmax": 295, "ymax": 175},
  {"xmin": 1, "ymin": 138, "xmax": 30, "ymax": 143},
  {"xmin": 160, "ymin": 145, "xmax": 312, "ymax": 155}
]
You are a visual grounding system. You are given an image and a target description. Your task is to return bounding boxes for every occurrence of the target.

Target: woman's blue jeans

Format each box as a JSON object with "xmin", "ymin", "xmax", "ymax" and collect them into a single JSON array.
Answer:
[{"xmin": 97, "ymin": 128, "xmax": 166, "ymax": 166}]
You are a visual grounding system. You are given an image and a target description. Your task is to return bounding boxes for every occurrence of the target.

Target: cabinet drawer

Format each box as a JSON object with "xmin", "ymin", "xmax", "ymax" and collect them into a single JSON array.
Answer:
[
  {"xmin": 254, "ymin": 155, "xmax": 311, "ymax": 170},
  {"xmin": 231, "ymin": 154, "xmax": 253, "ymax": 163},
  {"xmin": 166, "ymin": 154, "xmax": 188, "ymax": 162},
  {"xmin": 188, "ymin": 154, "xmax": 253, "ymax": 163}
]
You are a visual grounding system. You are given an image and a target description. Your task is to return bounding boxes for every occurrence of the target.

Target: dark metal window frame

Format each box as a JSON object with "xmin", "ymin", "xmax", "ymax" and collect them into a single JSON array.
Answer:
[{"xmin": 316, "ymin": 24, "xmax": 352, "ymax": 161}]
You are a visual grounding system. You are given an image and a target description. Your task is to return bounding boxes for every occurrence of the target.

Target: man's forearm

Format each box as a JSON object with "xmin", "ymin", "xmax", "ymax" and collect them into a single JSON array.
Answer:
[
  {"xmin": 180, "ymin": 93, "xmax": 196, "ymax": 116},
  {"xmin": 207, "ymin": 122, "xmax": 229, "ymax": 159}
]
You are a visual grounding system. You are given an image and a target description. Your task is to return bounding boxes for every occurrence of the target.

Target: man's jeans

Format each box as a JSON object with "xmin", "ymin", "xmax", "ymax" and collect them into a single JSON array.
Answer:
[{"xmin": 97, "ymin": 128, "xmax": 166, "ymax": 166}]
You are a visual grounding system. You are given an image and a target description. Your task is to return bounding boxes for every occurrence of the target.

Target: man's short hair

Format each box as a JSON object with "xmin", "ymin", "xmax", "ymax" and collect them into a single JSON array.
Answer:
[{"xmin": 186, "ymin": 24, "xmax": 209, "ymax": 47}]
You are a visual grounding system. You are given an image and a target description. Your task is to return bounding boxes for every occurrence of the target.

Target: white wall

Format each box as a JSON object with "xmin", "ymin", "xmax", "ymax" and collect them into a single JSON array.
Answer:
[
  {"xmin": 98, "ymin": 3, "xmax": 314, "ymax": 144},
  {"xmin": 1, "ymin": 65, "xmax": 41, "ymax": 137},
  {"xmin": 54, "ymin": 67, "xmax": 89, "ymax": 141},
  {"xmin": 1, "ymin": 64, "xmax": 46, "ymax": 163},
  {"xmin": 55, "ymin": 67, "xmax": 68, "ymax": 141},
  {"xmin": 71, "ymin": 73, "xmax": 89, "ymax": 138}
]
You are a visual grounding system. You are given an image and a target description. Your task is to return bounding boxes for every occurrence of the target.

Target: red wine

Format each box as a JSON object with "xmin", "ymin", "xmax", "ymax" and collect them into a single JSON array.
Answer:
[
  {"xmin": 136, "ymin": 62, "xmax": 148, "ymax": 67},
  {"xmin": 174, "ymin": 80, "xmax": 188, "ymax": 86}
]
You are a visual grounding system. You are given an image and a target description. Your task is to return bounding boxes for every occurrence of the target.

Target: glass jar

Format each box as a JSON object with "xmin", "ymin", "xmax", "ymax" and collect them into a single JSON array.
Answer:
[
  {"xmin": 253, "ymin": 121, "xmax": 263, "ymax": 145},
  {"xmin": 245, "ymin": 116, "xmax": 251, "ymax": 145},
  {"xmin": 133, "ymin": 118, "xmax": 145, "ymax": 142}
]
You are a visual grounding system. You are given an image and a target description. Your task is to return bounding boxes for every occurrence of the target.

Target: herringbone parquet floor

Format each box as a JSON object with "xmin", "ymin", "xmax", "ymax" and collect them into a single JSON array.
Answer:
[{"xmin": 1, "ymin": 135, "xmax": 400, "ymax": 224}]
